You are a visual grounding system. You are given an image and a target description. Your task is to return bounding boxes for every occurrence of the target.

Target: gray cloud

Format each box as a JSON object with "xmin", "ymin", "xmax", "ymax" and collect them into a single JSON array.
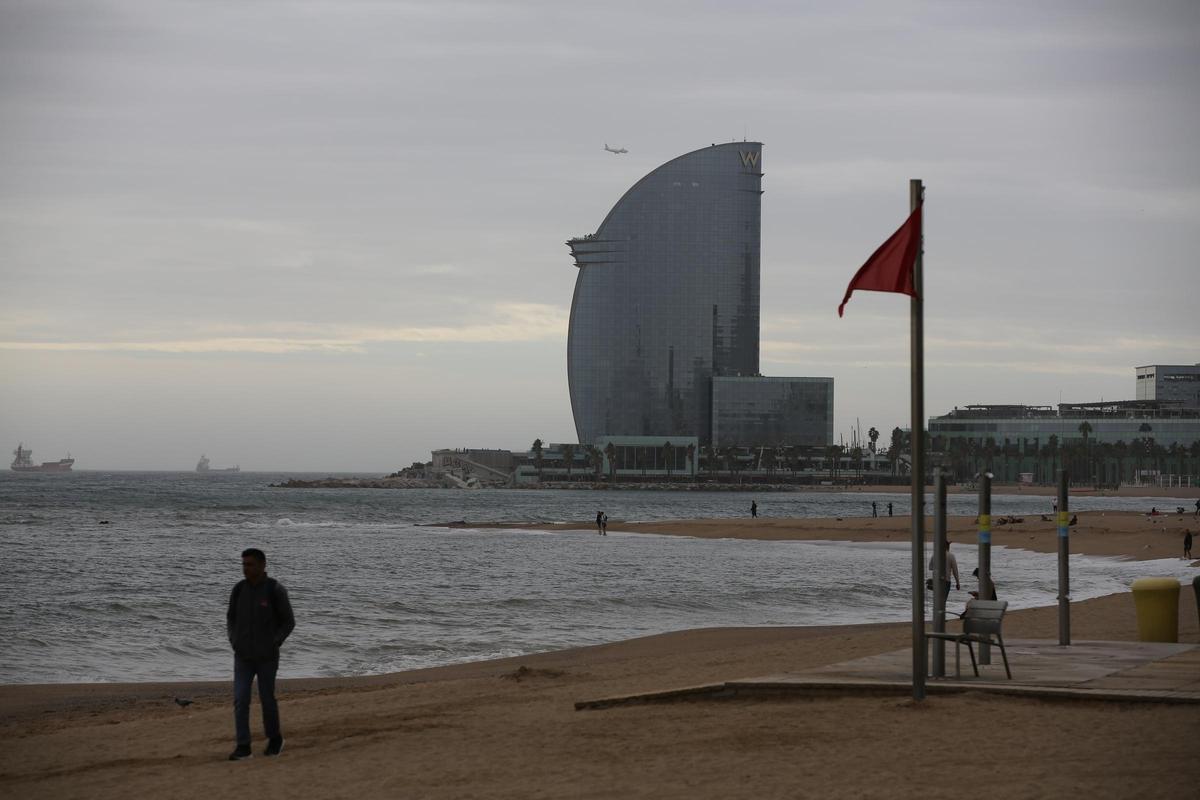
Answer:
[{"xmin": 2, "ymin": 0, "xmax": 1197, "ymax": 468}]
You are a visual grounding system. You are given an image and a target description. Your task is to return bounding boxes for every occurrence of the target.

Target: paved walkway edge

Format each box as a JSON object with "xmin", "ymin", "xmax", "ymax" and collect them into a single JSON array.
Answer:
[{"xmin": 575, "ymin": 678, "xmax": 1200, "ymax": 710}]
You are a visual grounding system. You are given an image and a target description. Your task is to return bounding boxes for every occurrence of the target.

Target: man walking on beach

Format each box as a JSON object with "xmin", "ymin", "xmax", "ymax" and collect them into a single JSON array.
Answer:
[
  {"xmin": 887, "ymin": 502, "xmax": 893, "ymax": 517},
  {"xmin": 1185, "ymin": 529, "xmax": 1193, "ymax": 560},
  {"xmin": 227, "ymin": 548, "xmax": 295, "ymax": 761},
  {"xmin": 872, "ymin": 501, "xmax": 877, "ymax": 518},
  {"xmin": 751, "ymin": 501, "xmax": 758, "ymax": 518},
  {"xmin": 601, "ymin": 513, "xmax": 608, "ymax": 535},
  {"xmin": 596, "ymin": 510, "xmax": 604, "ymax": 535}
]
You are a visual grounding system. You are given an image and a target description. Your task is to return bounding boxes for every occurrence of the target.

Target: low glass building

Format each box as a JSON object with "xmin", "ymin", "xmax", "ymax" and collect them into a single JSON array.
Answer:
[{"xmin": 711, "ymin": 377, "xmax": 833, "ymax": 447}]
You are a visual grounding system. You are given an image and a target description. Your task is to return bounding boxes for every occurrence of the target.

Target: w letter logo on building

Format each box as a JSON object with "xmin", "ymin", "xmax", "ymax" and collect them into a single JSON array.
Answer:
[{"xmin": 739, "ymin": 150, "xmax": 760, "ymax": 168}]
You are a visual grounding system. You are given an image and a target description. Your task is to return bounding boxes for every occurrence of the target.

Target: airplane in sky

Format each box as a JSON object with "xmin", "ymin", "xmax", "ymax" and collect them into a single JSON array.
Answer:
[{"xmin": 603, "ymin": 143, "xmax": 628, "ymax": 154}]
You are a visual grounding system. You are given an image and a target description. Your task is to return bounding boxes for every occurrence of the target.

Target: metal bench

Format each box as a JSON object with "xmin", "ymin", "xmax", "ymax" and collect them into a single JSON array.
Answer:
[{"xmin": 926, "ymin": 599, "xmax": 1012, "ymax": 679}]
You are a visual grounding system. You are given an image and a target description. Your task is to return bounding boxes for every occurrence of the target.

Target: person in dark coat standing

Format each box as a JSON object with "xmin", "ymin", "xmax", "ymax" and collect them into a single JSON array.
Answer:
[
  {"xmin": 750, "ymin": 501, "xmax": 758, "ymax": 518},
  {"xmin": 227, "ymin": 548, "xmax": 295, "ymax": 760},
  {"xmin": 1184, "ymin": 529, "xmax": 1193, "ymax": 560}
]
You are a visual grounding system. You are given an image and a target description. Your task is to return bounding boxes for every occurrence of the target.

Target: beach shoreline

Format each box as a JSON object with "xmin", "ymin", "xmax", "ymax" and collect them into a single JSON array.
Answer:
[{"xmin": 448, "ymin": 510, "xmax": 1200, "ymax": 562}]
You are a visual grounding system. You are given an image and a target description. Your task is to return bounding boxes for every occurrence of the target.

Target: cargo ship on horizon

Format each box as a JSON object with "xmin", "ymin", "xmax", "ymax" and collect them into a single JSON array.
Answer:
[
  {"xmin": 196, "ymin": 455, "xmax": 240, "ymax": 473},
  {"xmin": 11, "ymin": 444, "xmax": 74, "ymax": 472}
]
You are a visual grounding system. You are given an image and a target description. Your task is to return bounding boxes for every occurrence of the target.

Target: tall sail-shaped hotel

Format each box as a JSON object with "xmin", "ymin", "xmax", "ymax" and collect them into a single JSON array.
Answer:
[{"xmin": 566, "ymin": 143, "xmax": 832, "ymax": 447}]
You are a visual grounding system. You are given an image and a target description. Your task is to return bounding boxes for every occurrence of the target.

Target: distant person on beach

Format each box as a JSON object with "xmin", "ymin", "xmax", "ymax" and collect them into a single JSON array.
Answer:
[
  {"xmin": 1185, "ymin": 530, "xmax": 1193, "ymax": 560},
  {"xmin": 601, "ymin": 513, "xmax": 608, "ymax": 535},
  {"xmin": 751, "ymin": 501, "xmax": 758, "ymax": 518},
  {"xmin": 928, "ymin": 540, "xmax": 960, "ymax": 603},
  {"xmin": 887, "ymin": 502, "xmax": 893, "ymax": 517},
  {"xmin": 596, "ymin": 511, "xmax": 604, "ymax": 535},
  {"xmin": 1194, "ymin": 500, "xmax": 1199, "ymax": 518},
  {"xmin": 872, "ymin": 501, "xmax": 878, "ymax": 518},
  {"xmin": 227, "ymin": 548, "xmax": 295, "ymax": 761},
  {"xmin": 970, "ymin": 566, "xmax": 998, "ymax": 601}
]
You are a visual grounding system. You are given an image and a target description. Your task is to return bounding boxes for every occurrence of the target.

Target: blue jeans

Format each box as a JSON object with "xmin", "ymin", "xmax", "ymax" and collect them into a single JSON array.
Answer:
[{"xmin": 233, "ymin": 656, "xmax": 280, "ymax": 746}]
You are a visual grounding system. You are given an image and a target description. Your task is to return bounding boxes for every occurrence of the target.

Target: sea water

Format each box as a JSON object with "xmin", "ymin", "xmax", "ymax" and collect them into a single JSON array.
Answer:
[{"xmin": 1, "ymin": 472, "xmax": 1194, "ymax": 683}]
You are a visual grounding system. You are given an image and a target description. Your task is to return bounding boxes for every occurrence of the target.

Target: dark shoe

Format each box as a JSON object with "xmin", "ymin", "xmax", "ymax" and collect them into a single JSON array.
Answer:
[
  {"xmin": 264, "ymin": 737, "xmax": 284, "ymax": 756},
  {"xmin": 228, "ymin": 744, "xmax": 252, "ymax": 761}
]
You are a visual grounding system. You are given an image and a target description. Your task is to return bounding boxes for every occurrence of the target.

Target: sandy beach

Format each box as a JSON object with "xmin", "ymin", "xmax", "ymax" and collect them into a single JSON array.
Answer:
[
  {"xmin": 474, "ymin": 509, "xmax": 1200, "ymax": 562},
  {"xmin": 2, "ymin": 514, "xmax": 1198, "ymax": 799}
]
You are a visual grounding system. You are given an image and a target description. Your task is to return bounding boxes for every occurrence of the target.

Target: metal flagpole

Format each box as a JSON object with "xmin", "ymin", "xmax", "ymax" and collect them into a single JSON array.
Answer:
[
  {"xmin": 931, "ymin": 468, "xmax": 947, "ymax": 678},
  {"xmin": 909, "ymin": 179, "xmax": 926, "ymax": 701}
]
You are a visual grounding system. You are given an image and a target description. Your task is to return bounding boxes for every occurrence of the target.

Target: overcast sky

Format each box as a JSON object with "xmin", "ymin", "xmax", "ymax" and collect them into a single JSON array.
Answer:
[{"xmin": 2, "ymin": 0, "xmax": 1198, "ymax": 471}]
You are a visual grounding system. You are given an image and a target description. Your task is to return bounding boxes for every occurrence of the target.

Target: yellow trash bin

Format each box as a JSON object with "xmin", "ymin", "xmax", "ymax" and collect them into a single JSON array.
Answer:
[{"xmin": 1131, "ymin": 577, "xmax": 1180, "ymax": 643}]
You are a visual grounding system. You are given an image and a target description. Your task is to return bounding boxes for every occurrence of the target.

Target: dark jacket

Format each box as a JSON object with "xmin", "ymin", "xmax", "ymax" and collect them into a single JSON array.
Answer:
[{"xmin": 227, "ymin": 577, "xmax": 295, "ymax": 662}]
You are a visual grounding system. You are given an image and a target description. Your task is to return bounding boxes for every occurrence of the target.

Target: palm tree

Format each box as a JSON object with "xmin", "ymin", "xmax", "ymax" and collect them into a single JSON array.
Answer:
[
  {"xmin": 723, "ymin": 446, "xmax": 738, "ymax": 480},
  {"xmin": 586, "ymin": 445, "xmax": 603, "ymax": 481},
  {"xmin": 826, "ymin": 444, "xmax": 843, "ymax": 480},
  {"xmin": 685, "ymin": 442, "xmax": 696, "ymax": 480},
  {"xmin": 531, "ymin": 439, "xmax": 544, "ymax": 481},
  {"xmin": 1077, "ymin": 421, "xmax": 1093, "ymax": 482},
  {"xmin": 868, "ymin": 427, "xmax": 880, "ymax": 456},
  {"xmin": 561, "ymin": 443, "xmax": 575, "ymax": 481},
  {"xmin": 1096, "ymin": 441, "xmax": 1113, "ymax": 486},
  {"xmin": 1113, "ymin": 440, "xmax": 1128, "ymax": 485},
  {"xmin": 761, "ymin": 446, "xmax": 777, "ymax": 478},
  {"xmin": 1168, "ymin": 443, "xmax": 1184, "ymax": 485},
  {"xmin": 603, "ymin": 442, "xmax": 617, "ymax": 482},
  {"xmin": 888, "ymin": 427, "xmax": 904, "ymax": 476}
]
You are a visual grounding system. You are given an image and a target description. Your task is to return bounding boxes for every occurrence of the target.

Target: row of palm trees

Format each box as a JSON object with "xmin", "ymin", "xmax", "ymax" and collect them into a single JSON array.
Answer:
[
  {"xmin": 925, "ymin": 421, "xmax": 1200, "ymax": 485},
  {"xmin": 528, "ymin": 438, "xmax": 891, "ymax": 483},
  {"xmin": 530, "ymin": 439, "xmax": 699, "ymax": 482},
  {"xmin": 529, "ymin": 422, "xmax": 1200, "ymax": 485}
]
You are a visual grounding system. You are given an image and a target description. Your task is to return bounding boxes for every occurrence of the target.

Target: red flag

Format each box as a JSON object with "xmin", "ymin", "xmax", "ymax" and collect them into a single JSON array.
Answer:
[{"xmin": 837, "ymin": 203, "xmax": 922, "ymax": 317}]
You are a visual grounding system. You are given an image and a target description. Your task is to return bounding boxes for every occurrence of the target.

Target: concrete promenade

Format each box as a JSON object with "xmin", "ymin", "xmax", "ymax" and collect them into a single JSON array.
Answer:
[{"xmin": 577, "ymin": 639, "xmax": 1200, "ymax": 709}]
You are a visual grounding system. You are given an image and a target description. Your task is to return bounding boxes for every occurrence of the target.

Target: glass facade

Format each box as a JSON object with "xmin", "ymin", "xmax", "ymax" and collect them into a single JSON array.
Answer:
[
  {"xmin": 711, "ymin": 377, "xmax": 833, "ymax": 447},
  {"xmin": 928, "ymin": 415, "xmax": 1200, "ymax": 448},
  {"xmin": 567, "ymin": 143, "xmax": 764, "ymax": 444},
  {"xmin": 594, "ymin": 435, "xmax": 698, "ymax": 476}
]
